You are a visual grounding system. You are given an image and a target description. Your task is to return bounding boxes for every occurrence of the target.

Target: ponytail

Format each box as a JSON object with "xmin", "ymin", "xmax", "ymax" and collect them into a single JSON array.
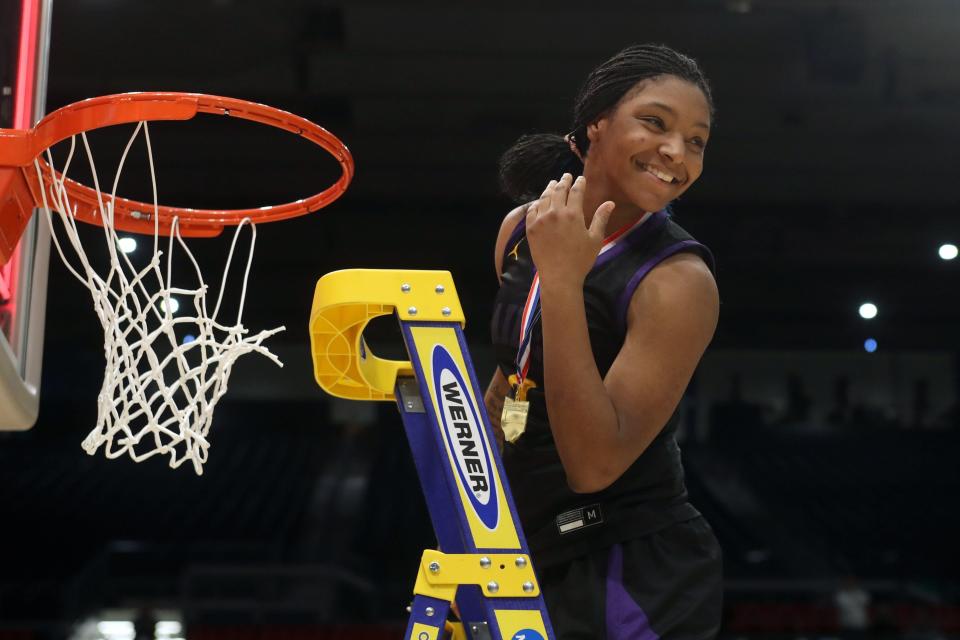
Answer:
[{"xmin": 497, "ymin": 133, "xmax": 584, "ymax": 204}]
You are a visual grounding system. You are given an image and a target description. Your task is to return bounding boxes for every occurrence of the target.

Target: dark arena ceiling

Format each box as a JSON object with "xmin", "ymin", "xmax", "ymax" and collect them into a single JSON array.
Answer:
[
  {"xmin": 1, "ymin": 0, "xmax": 959, "ymax": 631},
  {"xmin": 32, "ymin": 0, "xmax": 960, "ymax": 369}
]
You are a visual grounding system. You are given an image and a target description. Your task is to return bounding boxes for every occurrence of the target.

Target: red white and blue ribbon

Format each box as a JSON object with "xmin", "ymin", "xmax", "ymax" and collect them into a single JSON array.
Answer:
[{"xmin": 513, "ymin": 211, "xmax": 653, "ymax": 388}]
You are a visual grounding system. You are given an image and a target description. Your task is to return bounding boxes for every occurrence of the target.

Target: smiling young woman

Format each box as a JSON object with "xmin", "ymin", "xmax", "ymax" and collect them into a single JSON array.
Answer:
[{"xmin": 484, "ymin": 45, "xmax": 722, "ymax": 639}]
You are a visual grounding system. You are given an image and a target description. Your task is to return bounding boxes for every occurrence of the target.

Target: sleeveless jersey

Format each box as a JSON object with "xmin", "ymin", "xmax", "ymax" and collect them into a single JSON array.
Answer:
[{"xmin": 491, "ymin": 208, "xmax": 716, "ymax": 568}]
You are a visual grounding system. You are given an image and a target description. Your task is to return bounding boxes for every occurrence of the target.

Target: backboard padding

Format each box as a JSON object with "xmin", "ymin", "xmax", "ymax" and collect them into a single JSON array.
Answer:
[{"xmin": 0, "ymin": 0, "xmax": 52, "ymax": 430}]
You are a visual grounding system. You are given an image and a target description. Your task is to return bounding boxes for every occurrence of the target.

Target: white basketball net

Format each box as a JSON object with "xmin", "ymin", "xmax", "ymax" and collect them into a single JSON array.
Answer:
[{"xmin": 33, "ymin": 122, "xmax": 285, "ymax": 475}]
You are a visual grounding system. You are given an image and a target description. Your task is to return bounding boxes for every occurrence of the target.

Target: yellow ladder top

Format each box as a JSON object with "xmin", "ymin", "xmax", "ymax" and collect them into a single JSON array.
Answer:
[{"xmin": 309, "ymin": 269, "xmax": 466, "ymax": 401}]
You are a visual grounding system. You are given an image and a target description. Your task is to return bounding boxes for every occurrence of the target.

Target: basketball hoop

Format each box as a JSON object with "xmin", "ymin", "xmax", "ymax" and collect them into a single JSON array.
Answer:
[{"xmin": 0, "ymin": 92, "xmax": 354, "ymax": 474}]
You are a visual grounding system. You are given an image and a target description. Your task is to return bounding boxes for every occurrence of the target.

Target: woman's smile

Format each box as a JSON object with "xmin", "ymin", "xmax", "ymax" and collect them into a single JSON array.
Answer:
[{"xmin": 634, "ymin": 159, "xmax": 683, "ymax": 186}]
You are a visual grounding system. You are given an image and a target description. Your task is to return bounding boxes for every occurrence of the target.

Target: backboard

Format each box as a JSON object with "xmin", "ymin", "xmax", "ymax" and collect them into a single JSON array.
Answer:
[{"xmin": 0, "ymin": 0, "xmax": 52, "ymax": 430}]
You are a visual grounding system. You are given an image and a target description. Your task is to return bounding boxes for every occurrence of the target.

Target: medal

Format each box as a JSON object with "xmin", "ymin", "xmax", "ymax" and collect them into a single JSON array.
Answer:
[
  {"xmin": 501, "ymin": 374, "xmax": 537, "ymax": 443},
  {"xmin": 503, "ymin": 265, "xmax": 541, "ymax": 445},
  {"xmin": 501, "ymin": 397, "xmax": 530, "ymax": 444}
]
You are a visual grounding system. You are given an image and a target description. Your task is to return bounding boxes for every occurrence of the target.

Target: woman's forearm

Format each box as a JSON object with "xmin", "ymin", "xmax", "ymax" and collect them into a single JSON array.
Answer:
[{"xmin": 539, "ymin": 280, "xmax": 621, "ymax": 492}]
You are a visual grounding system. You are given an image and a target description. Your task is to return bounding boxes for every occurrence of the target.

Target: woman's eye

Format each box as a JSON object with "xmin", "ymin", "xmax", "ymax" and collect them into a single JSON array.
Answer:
[
  {"xmin": 641, "ymin": 116, "xmax": 665, "ymax": 130},
  {"xmin": 690, "ymin": 137, "xmax": 706, "ymax": 149}
]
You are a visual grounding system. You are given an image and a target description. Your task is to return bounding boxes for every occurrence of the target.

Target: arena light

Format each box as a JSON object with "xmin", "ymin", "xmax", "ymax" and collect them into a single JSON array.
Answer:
[
  {"xmin": 859, "ymin": 302, "xmax": 878, "ymax": 319},
  {"xmin": 156, "ymin": 620, "xmax": 183, "ymax": 638},
  {"xmin": 160, "ymin": 297, "xmax": 180, "ymax": 314},
  {"xmin": 864, "ymin": 338, "xmax": 878, "ymax": 353},
  {"xmin": 939, "ymin": 243, "xmax": 958, "ymax": 261},
  {"xmin": 182, "ymin": 334, "xmax": 196, "ymax": 345},
  {"xmin": 117, "ymin": 237, "xmax": 137, "ymax": 254},
  {"xmin": 96, "ymin": 621, "xmax": 134, "ymax": 640}
]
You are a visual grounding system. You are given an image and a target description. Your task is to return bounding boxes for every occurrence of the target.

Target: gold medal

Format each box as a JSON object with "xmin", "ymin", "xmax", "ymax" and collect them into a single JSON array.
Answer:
[
  {"xmin": 501, "ymin": 397, "xmax": 530, "ymax": 443},
  {"xmin": 502, "ymin": 375, "xmax": 537, "ymax": 443}
]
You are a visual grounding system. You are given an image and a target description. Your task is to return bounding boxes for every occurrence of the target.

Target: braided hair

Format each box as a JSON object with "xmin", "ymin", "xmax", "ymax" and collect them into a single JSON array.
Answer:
[{"xmin": 498, "ymin": 44, "xmax": 714, "ymax": 203}]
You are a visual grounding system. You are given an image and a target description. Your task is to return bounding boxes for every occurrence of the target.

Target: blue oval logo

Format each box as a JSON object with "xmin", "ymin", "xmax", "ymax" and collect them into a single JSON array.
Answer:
[
  {"xmin": 512, "ymin": 631, "xmax": 544, "ymax": 640},
  {"xmin": 432, "ymin": 345, "xmax": 499, "ymax": 530}
]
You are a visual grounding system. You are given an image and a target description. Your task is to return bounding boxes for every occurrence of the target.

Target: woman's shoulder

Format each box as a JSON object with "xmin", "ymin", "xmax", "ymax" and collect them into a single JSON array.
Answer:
[
  {"xmin": 660, "ymin": 215, "xmax": 716, "ymax": 275},
  {"xmin": 495, "ymin": 203, "xmax": 531, "ymax": 281}
]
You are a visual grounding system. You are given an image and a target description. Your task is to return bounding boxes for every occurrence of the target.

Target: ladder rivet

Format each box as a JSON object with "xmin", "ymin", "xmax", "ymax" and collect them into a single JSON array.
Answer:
[
  {"xmin": 522, "ymin": 581, "xmax": 535, "ymax": 593},
  {"xmin": 442, "ymin": 307, "xmax": 452, "ymax": 316},
  {"xmin": 487, "ymin": 581, "xmax": 499, "ymax": 593},
  {"xmin": 515, "ymin": 557, "xmax": 527, "ymax": 568},
  {"xmin": 435, "ymin": 285, "xmax": 445, "ymax": 294},
  {"xmin": 479, "ymin": 556, "xmax": 491, "ymax": 568},
  {"xmin": 401, "ymin": 283, "xmax": 411, "ymax": 292},
  {"xmin": 429, "ymin": 561, "xmax": 440, "ymax": 574},
  {"xmin": 408, "ymin": 306, "xmax": 418, "ymax": 316},
  {"xmin": 425, "ymin": 607, "xmax": 435, "ymax": 617}
]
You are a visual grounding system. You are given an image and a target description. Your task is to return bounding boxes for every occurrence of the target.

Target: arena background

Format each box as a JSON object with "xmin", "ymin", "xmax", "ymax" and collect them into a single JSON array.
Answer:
[{"xmin": 1, "ymin": 1, "xmax": 959, "ymax": 638}]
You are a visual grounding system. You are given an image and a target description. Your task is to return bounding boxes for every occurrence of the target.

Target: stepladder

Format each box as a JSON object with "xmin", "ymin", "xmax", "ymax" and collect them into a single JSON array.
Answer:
[{"xmin": 309, "ymin": 269, "xmax": 555, "ymax": 640}]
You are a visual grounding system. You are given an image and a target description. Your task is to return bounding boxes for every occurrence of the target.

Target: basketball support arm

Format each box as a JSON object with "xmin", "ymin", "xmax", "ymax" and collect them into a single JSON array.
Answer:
[{"xmin": 309, "ymin": 269, "xmax": 554, "ymax": 640}]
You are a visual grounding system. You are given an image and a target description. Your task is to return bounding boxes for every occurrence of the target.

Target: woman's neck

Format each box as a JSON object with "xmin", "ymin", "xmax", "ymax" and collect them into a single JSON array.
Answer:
[{"xmin": 580, "ymin": 173, "xmax": 647, "ymax": 236}]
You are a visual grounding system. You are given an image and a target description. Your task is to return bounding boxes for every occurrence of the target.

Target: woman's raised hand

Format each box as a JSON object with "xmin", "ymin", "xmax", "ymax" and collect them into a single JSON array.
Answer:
[{"xmin": 525, "ymin": 173, "xmax": 616, "ymax": 288}]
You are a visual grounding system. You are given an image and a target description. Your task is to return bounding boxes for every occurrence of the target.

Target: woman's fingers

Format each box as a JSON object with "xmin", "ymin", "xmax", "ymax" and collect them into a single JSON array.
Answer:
[
  {"xmin": 552, "ymin": 173, "xmax": 574, "ymax": 208},
  {"xmin": 533, "ymin": 173, "xmax": 586, "ymax": 226},
  {"xmin": 567, "ymin": 174, "xmax": 586, "ymax": 214},
  {"xmin": 589, "ymin": 200, "xmax": 617, "ymax": 241},
  {"xmin": 540, "ymin": 179, "xmax": 557, "ymax": 199},
  {"xmin": 525, "ymin": 201, "xmax": 538, "ymax": 226},
  {"xmin": 529, "ymin": 179, "xmax": 555, "ymax": 224}
]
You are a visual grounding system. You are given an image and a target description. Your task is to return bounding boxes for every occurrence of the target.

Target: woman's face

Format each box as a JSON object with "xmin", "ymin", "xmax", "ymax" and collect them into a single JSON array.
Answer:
[{"xmin": 585, "ymin": 75, "xmax": 711, "ymax": 213}]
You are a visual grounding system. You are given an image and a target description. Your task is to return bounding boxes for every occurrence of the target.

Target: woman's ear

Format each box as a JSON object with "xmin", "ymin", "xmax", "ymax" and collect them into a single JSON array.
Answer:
[{"xmin": 586, "ymin": 118, "xmax": 606, "ymax": 143}]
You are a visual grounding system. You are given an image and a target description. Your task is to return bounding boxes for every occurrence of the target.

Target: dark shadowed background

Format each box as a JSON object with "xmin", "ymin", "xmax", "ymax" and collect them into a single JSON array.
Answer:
[{"xmin": 1, "ymin": 1, "xmax": 959, "ymax": 639}]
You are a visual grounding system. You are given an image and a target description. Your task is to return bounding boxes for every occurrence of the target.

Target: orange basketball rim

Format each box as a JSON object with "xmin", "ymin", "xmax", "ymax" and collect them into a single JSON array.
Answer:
[{"xmin": 0, "ymin": 91, "xmax": 355, "ymax": 264}]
